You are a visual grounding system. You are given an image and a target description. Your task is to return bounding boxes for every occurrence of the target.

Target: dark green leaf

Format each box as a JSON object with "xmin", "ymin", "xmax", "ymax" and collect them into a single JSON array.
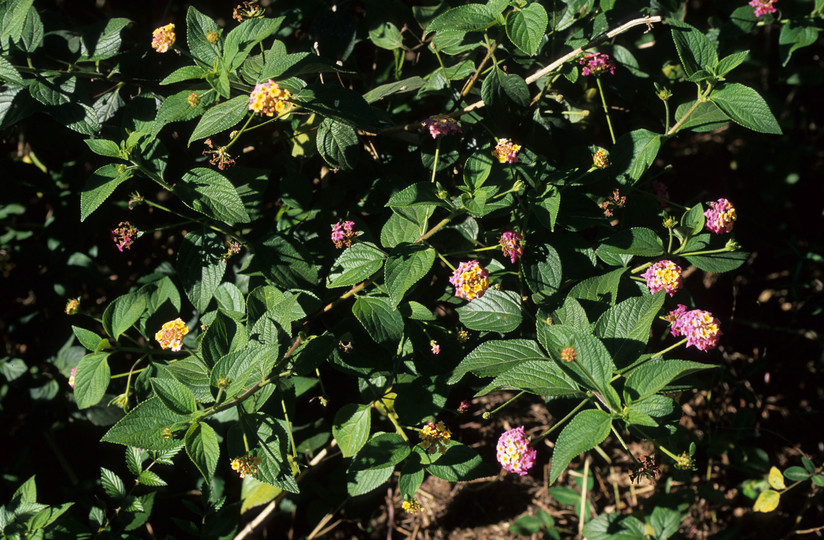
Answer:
[
  {"xmin": 783, "ymin": 466, "xmax": 810, "ymax": 481},
  {"xmin": 347, "ymin": 433, "xmax": 410, "ymax": 496},
  {"xmin": 177, "ymin": 229, "xmax": 226, "ymax": 313},
  {"xmin": 185, "ymin": 422, "xmax": 220, "ymax": 484},
  {"xmin": 385, "ymin": 244, "xmax": 435, "ymax": 307},
  {"xmin": 669, "ymin": 20, "xmax": 718, "ymax": 77},
  {"xmin": 316, "ymin": 118, "xmax": 359, "ymax": 170},
  {"xmin": 523, "ymin": 243, "xmax": 563, "ymax": 297},
  {"xmin": 674, "ymin": 100, "xmax": 729, "ymax": 133},
  {"xmin": 102, "ymin": 398, "xmax": 188, "ymax": 451},
  {"xmin": 506, "ymin": 3, "xmax": 547, "ymax": 56},
  {"xmin": 80, "ymin": 18, "xmax": 130, "ymax": 61},
  {"xmin": 386, "ymin": 182, "xmax": 450, "ymax": 209},
  {"xmin": 363, "ymin": 77, "xmax": 425, "ymax": 103},
  {"xmin": 74, "ymin": 352, "xmax": 110, "ymax": 409},
  {"xmin": 294, "ymin": 83, "xmax": 377, "ymax": 129},
  {"xmin": 73, "ymin": 326, "xmax": 103, "ymax": 351},
  {"xmin": 223, "ymin": 17, "xmax": 284, "ymax": 70},
  {"xmin": 327, "ymin": 242, "xmax": 386, "ymax": 289},
  {"xmin": 176, "ymin": 167, "xmax": 250, "ymax": 225},
  {"xmin": 711, "ymin": 83, "xmax": 782, "ymax": 134},
  {"xmin": 209, "ymin": 346, "xmax": 277, "ymax": 399},
  {"xmin": 483, "ymin": 360, "xmax": 581, "ymax": 398},
  {"xmin": 426, "ymin": 4, "xmax": 496, "ymax": 34},
  {"xmin": 456, "ymin": 290, "xmax": 522, "ymax": 333},
  {"xmin": 80, "ymin": 164, "xmax": 132, "ymax": 221},
  {"xmin": 594, "ymin": 292, "xmax": 665, "ymax": 367},
  {"xmin": 100, "ymin": 467, "xmax": 126, "ymax": 499},
  {"xmin": 549, "ymin": 409, "xmax": 612, "ymax": 484},
  {"xmin": 103, "ymin": 292, "xmax": 147, "ymax": 340},
  {"xmin": 352, "ymin": 296, "xmax": 404, "ymax": 344},
  {"xmin": 624, "ymin": 359, "xmax": 713, "ymax": 401},
  {"xmin": 427, "ymin": 443, "xmax": 494, "ymax": 481},
  {"xmin": 186, "ymin": 6, "xmax": 222, "ymax": 67},
  {"xmin": 450, "ymin": 339, "xmax": 547, "ymax": 383},
  {"xmin": 160, "ymin": 65, "xmax": 208, "ymax": 85},
  {"xmin": 188, "ymin": 95, "xmax": 249, "ymax": 145},
  {"xmin": 333, "ymin": 403, "xmax": 371, "ymax": 458},
  {"xmin": 779, "ymin": 21, "xmax": 818, "ymax": 67},
  {"xmin": 613, "ymin": 130, "xmax": 661, "ymax": 183},
  {"xmin": 151, "ymin": 377, "xmax": 197, "ymax": 415}
]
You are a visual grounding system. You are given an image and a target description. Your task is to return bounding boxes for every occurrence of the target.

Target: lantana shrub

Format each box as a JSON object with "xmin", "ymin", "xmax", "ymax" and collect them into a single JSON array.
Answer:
[{"xmin": 2, "ymin": 0, "xmax": 817, "ymax": 536}]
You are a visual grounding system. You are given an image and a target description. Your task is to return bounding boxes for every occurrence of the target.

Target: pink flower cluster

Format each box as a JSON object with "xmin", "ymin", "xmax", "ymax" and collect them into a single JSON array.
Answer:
[
  {"xmin": 499, "ymin": 230, "xmax": 524, "ymax": 263},
  {"xmin": 704, "ymin": 198, "xmax": 736, "ymax": 234},
  {"xmin": 641, "ymin": 260, "xmax": 683, "ymax": 297},
  {"xmin": 430, "ymin": 340, "xmax": 440, "ymax": 355},
  {"xmin": 331, "ymin": 220, "xmax": 356, "ymax": 248},
  {"xmin": 421, "ymin": 115, "xmax": 461, "ymax": 139},
  {"xmin": 496, "ymin": 426, "xmax": 537, "ymax": 476},
  {"xmin": 580, "ymin": 52, "xmax": 615, "ymax": 77},
  {"xmin": 68, "ymin": 367, "xmax": 77, "ymax": 389},
  {"xmin": 449, "ymin": 260, "xmax": 490, "ymax": 301},
  {"xmin": 749, "ymin": 0, "xmax": 777, "ymax": 17},
  {"xmin": 111, "ymin": 221, "xmax": 138, "ymax": 252},
  {"xmin": 668, "ymin": 305, "xmax": 722, "ymax": 351},
  {"xmin": 492, "ymin": 139, "xmax": 521, "ymax": 164}
]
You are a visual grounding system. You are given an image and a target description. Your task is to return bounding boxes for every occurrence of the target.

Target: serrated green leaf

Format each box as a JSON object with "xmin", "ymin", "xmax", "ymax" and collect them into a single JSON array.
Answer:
[
  {"xmin": 202, "ymin": 310, "xmax": 247, "ymax": 367},
  {"xmin": 151, "ymin": 377, "xmax": 197, "ymax": 415},
  {"xmin": 0, "ymin": 55, "xmax": 24, "ymax": 85},
  {"xmin": 346, "ymin": 433, "xmax": 410, "ymax": 496},
  {"xmin": 613, "ymin": 130, "xmax": 661, "ymax": 183},
  {"xmin": 188, "ymin": 95, "xmax": 248, "ymax": 145},
  {"xmin": 673, "ymin": 100, "xmax": 729, "ymax": 133},
  {"xmin": 177, "ymin": 229, "xmax": 226, "ymax": 313},
  {"xmin": 163, "ymin": 358, "xmax": 213, "ymax": 404},
  {"xmin": 427, "ymin": 443, "xmax": 494, "ymax": 481},
  {"xmin": 85, "ymin": 139, "xmax": 122, "ymax": 158},
  {"xmin": 399, "ymin": 456, "xmax": 424, "ymax": 499},
  {"xmin": 386, "ymin": 182, "xmax": 449, "ymax": 209},
  {"xmin": 186, "ymin": 6, "xmax": 222, "ymax": 67},
  {"xmin": 369, "ymin": 20, "xmax": 402, "ymax": 50},
  {"xmin": 80, "ymin": 18, "xmax": 130, "ymax": 61},
  {"xmin": 2, "ymin": 0, "xmax": 35, "ymax": 43},
  {"xmin": 670, "ymin": 20, "xmax": 718, "ymax": 77},
  {"xmin": 160, "ymin": 65, "xmax": 208, "ymax": 85},
  {"xmin": 523, "ymin": 243, "xmax": 563, "ymax": 297},
  {"xmin": 210, "ymin": 346, "xmax": 277, "ymax": 399},
  {"xmin": 327, "ymin": 242, "xmax": 385, "ymax": 289},
  {"xmin": 100, "ymin": 467, "xmax": 126, "ymax": 499},
  {"xmin": 176, "ymin": 167, "xmax": 250, "ymax": 225},
  {"xmin": 73, "ymin": 326, "xmax": 103, "ymax": 351},
  {"xmin": 223, "ymin": 17, "xmax": 284, "ymax": 71},
  {"xmin": 483, "ymin": 360, "xmax": 581, "ymax": 398},
  {"xmin": 260, "ymin": 52, "xmax": 348, "ymax": 80},
  {"xmin": 136, "ymin": 470, "xmax": 167, "ymax": 487},
  {"xmin": 363, "ymin": 77, "xmax": 425, "ymax": 104},
  {"xmin": 103, "ymin": 292, "xmax": 147, "ymax": 340},
  {"xmin": 779, "ymin": 21, "xmax": 818, "ymax": 67},
  {"xmin": 380, "ymin": 211, "xmax": 426, "ymax": 248},
  {"xmin": 711, "ymin": 83, "xmax": 782, "ymax": 134},
  {"xmin": 74, "ymin": 352, "xmax": 110, "ymax": 409},
  {"xmin": 569, "ymin": 268, "xmax": 625, "ymax": 305},
  {"xmin": 333, "ymin": 403, "xmax": 371, "ymax": 458},
  {"xmin": 426, "ymin": 4, "xmax": 496, "ymax": 34},
  {"xmin": 450, "ymin": 339, "xmax": 547, "ymax": 383},
  {"xmin": 385, "ymin": 244, "xmax": 435, "ymax": 307},
  {"xmin": 594, "ymin": 292, "xmax": 665, "ymax": 367},
  {"xmin": 241, "ymin": 476, "xmax": 280, "ymax": 513},
  {"xmin": 80, "ymin": 164, "xmax": 132, "ymax": 221},
  {"xmin": 542, "ymin": 327, "xmax": 615, "ymax": 398},
  {"xmin": 549, "ymin": 409, "xmax": 612, "ymax": 484},
  {"xmin": 456, "ymin": 290, "xmax": 522, "ymax": 333},
  {"xmin": 102, "ymin": 398, "xmax": 188, "ymax": 451},
  {"xmin": 294, "ymin": 83, "xmax": 377, "ymax": 129},
  {"xmin": 716, "ymin": 50, "xmax": 749, "ymax": 76},
  {"xmin": 506, "ymin": 4, "xmax": 547, "ymax": 56},
  {"xmin": 624, "ymin": 359, "xmax": 712, "ymax": 401},
  {"xmin": 126, "ymin": 447, "xmax": 144, "ymax": 476},
  {"xmin": 684, "ymin": 249, "xmax": 749, "ymax": 273},
  {"xmin": 582, "ymin": 514, "xmax": 646, "ymax": 539},
  {"xmin": 352, "ymin": 296, "xmax": 404, "ymax": 344},
  {"xmin": 185, "ymin": 422, "xmax": 219, "ymax": 484},
  {"xmin": 316, "ymin": 118, "xmax": 359, "ymax": 170}
]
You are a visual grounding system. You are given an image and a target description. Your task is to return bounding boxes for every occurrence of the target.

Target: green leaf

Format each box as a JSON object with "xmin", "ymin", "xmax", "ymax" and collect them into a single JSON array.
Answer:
[
  {"xmin": 332, "ymin": 403, "xmax": 371, "ymax": 458},
  {"xmin": 177, "ymin": 229, "xmax": 226, "ymax": 313},
  {"xmin": 241, "ymin": 476, "xmax": 280, "ymax": 513},
  {"xmin": 624, "ymin": 359, "xmax": 713, "ymax": 401},
  {"xmin": 316, "ymin": 118, "xmax": 359, "ymax": 170},
  {"xmin": 151, "ymin": 377, "xmax": 197, "ymax": 415},
  {"xmin": 294, "ymin": 83, "xmax": 377, "ymax": 129},
  {"xmin": 450, "ymin": 339, "xmax": 547, "ymax": 383},
  {"xmin": 549, "ymin": 409, "xmax": 612, "ymax": 484},
  {"xmin": 593, "ymin": 292, "xmax": 665, "ymax": 367},
  {"xmin": 251, "ymin": 235, "xmax": 320, "ymax": 289},
  {"xmin": 352, "ymin": 296, "xmax": 404, "ymax": 344},
  {"xmin": 779, "ymin": 20, "xmax": 818, "ymax": 67},
  {"xmin": 427, "ymin": 443, "xmax": 494, "ymax": 481},
  {"xmin": 176, "ymin": 168, "xmax": 250, "ymax": 225},
  {"xmin": 711, "ymin": 83, "xmax": 782, "ymax": 135},
  {"xmin": 674, "ymin": 100, "xmax": 729, "ymax": 133},
  {"xmin": 136, "ymin": 470, "xmax": 167, "ymax": 487},
  {"xmin": 210, "ymin": 346, "xmax": 276, "ymax": 399},
  {"xmin": 541, "ymin": 327, "xmax": 615, "ymax": 398},
  {"xmin": 188, "ymin": 95, "xmax": 249, "ymax": 145},
  {"xmin": 483, "ymin": 360, "xmax": 581, "ymax": 398},
  {"xmin": 386, "ymin": 182, "xmax": 449, "ymax": 209},
  {"xmin": 385, "ymin": 244, "xmax": 435, "ymax": 307},
  {"xmin": 582, "ymin": 514, "xmax": 646, "ymax": 539},
  {"xmin": 202, "ymin": 310, "xmax": 247, "ymax": 367},
  {"xmin": 347, "ymin": 433, "xmax": 410, "ymax": 496},
  {"xmin": 84, "ymin": 139, "xmax": 122, "ymax": 158},
  {"xmin": 681, "ymin": 204, "xmax": 705, "ymax": 235},
  {"xmin": 223, "ymin": 17, "xmax": 284, "ymax": 71},
  {"xmin": 102, "ymin": 398, "xmax": 188, "ymax": 451},
  {"xmin": 327, "ymin": 242, "xmax": 385, "ymax": 289},
  {"xmin": 185, "ymin": 422, "xmax": 220, "ymax": 484},
  {"xmin": 80, "ymin": 164, "xmax": 132, "ymax": 221},
  {"xmin": 73, "ymin": 326, "xmax": 103, "ymax": 351},
  {"xmin": 716, "ymin": 50, "xmax": 749, "ymax": 76},
  {"xmin": 260, "ymin": 52, "xmax": 348, "ymax": 80},
  {"xmin": 163, "ymin": 358, "xmax": 213, "ymax": 404},
  {"xmin": 613, "ymin": 129, "xmax": 661, "ymax": 183},
  {"xmin": 505, "ymin": 3, "xmax": 547, "ymax": 56},
  {"xmin": 160, "ymin": 65, "xmax": 208, "ymax": 85},
  {"xmin": 381, "ymin": 211, "xmax": 426, "ymax": 248},
  {"xmin": 186, "ymin": 6, "xmax": 222, "ymax": 67},
  {"xmin": 569, "ymin": 268, "xmax": 626, "ymax": 305},
  {"xmin": 399, "ymin": 457, "xmax": 424, "ymax": 499},
  {"xmin": 363, "ymin": 76, "xmax": 426, "ymax": 104},
  {"xmin": 369, "ymin": 20, "xmax": 402, "ymax": 50},
  {"xmin": 426, "ymin": 4, "xmax": 496, "ymax": 34},
  {"xmin": 125, "ymin": 447, "xmax": 143, "ymax": 476},
  {"xmin": 783, "ymin": 466, "xmax": 811, "ymax": 482},
  {"xmin": 481, "ymin": 66, "xmax": 529, "ymax": 107},
  {"xmin": 100, "ymin": 467, "xmax": 126, "ymax": 499},
  {"xmin": 684, "ymin": 249, "xmax": 749, "ymax": 273},
  {"xmin": 0, "ymin": 55, "xmax": 24, "ymax": 85},
  {"xmin": 80, "ymin": 18, "xmax": 130, "ymax": 61},
  {"xmin": 456, "ymin": 290, "xmax": 522, "ymax": 333},
  {"xmin": 103, "ymin": 292, "xmax": 147, "ymax": 340},
  {"xmin": 669, "ymin": 20, "xmax": 718, "ymax": 77},
  {"xmin": 2, "ymin": 0, "xmax": 35, "ymax": 43},
  {"xmin": 523, "ymin": 243, "xmax": 563, "ymax": 297},
  {"xmin": 648, "ymin": 507, "xmax": 680, "ymax": 539},
  {"xmin": 463, "ymin": 151, "xmax": 493, "ymax": 189},
  {"xmin": 74, "ymin": 352, "xmax": 111, "ymax": 409}
]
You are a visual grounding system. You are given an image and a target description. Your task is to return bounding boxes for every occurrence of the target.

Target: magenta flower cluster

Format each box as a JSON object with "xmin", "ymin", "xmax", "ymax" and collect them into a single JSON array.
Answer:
[
  {"xmin": 704, "ymin": 198, "xmax": 737, "ymax": 234},
  {"xmin": 668, "ymin": 305, "xmax": 722, "ymax": 351},
  {"xmin": 749, "ymin": 0, "xmax": 777, "ymax": 17},
  {"xmin": 499, "ymin": 230, "xmax": 524, "ymax": 264},
  {"xmin": 421, "ymin": 115, "xmax": 461, "ymax": 139},
  {"xmin": 331, "ymin": 220, "xmax": 356, "ymax": 248},
  {"xmin": 580, "ymin": 52, "xmax": 615, "ymax": 77},
  {"xmin": 496, "ymin": 426, "xmax": 537, "ymax": 476},
  {"xmin": 449, "ymin": 260, "xmax": 490, "ymax": 301},
  {"xmin": 641, "ymin": 260, "xmax": 683, "ymax": 297}
]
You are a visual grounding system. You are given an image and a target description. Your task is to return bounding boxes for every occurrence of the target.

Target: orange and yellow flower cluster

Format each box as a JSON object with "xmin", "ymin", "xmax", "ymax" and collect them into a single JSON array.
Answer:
[
  {"xmin": 155, "ymin": 318, "xmax": 189, "ymax": 352},
  {"xmin": 248, "ymin": 79, "xmax": 291, "ymax": 117}
]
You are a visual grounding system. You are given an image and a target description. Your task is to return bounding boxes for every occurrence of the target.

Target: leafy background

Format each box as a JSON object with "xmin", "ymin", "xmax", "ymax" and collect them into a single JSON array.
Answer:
[{"xmin": 1, "ymin": 0, "xmax": 823, "ymax": 538}]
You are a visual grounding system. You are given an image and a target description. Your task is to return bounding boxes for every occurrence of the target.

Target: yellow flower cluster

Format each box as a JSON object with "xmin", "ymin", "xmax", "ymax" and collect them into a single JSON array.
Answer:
[
  {"xmin": 402, "ymin": 498, "xmax": 422, "ymax": 514},
  {"xmin": 231, "ymin": 454, "xmax": 262, "ymax": 478},
  {"xmin": 419, "ymin": 421, "xmax": 451, "ymax": 454},
  {"xmin": 492, "ymin": 138, "xmax": 521, "ymax": 164},
  {"xmin": 154, "ymin": 318, "xmax": 189, "ymax": 352},
  {"xmin": 248, "ymin": 79, "xmax": 291, "ymax": 117},
  {"xmin": 151, "ymin": 24, "xmax": 175, "ymax": 53},
  {"xmin": 593, "ymin": 148, "xmax": 610, "ymax": 169}
]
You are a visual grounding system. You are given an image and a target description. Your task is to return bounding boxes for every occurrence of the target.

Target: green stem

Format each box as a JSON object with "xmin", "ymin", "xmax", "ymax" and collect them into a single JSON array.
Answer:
[
  {"xmin": 223, "ymin": 113, "xmax": 256, "ymax": 152},
  {"xmin": 483, "ymin": 391, "xmax": 525, "ymax": 419},
  {"xmin": 663, "ymin": 99, "xmax": 670, "ymax": 135},
  {"xmin": 531, "ymin": 398, "xmax": 590, "ymax": 444},
  {"xmin": 430, "ymin": 138, "xmax": 441, "ymax": 183},
  {"xmin": 281, "ymin": 397, "xmax": 299, "ymax": 460},
  {"xmin": 387, "ymin": 413, "xmax": 410, "ymax": 442},
  {"xmin": 609, "ymin": 423, "xmax": 637, "ymax": 462},
  {"xmin": 667, "ymin": 84, "xmax": 712, "ymax": 136},
  {"xmin": 678, "ymin": 247, "xmax": 735, "ymax": 257},
  {"xmin": 435, "ymin": 250, "xmax": 456, "ymax": 272},
  {"xmin": 596, "ymin": 77, "xmax": 616, "ymax": 145},
  {"xmin": 442, "ymin": 244, "xmax": 500, "ymax": 257}
]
